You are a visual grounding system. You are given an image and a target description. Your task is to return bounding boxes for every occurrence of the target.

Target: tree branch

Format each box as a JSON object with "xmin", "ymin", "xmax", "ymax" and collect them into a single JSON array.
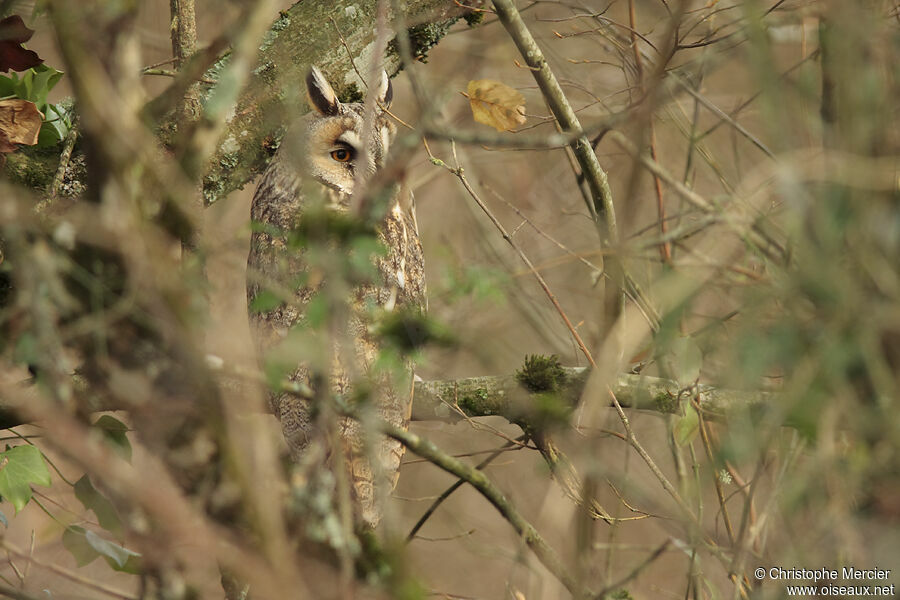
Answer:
[
  {"xmin": 381, "ymin": 420, "xmax": 583, "ymax": 597},
  {"xmin": 411, "ymin": 368, "xmax": 771, "ymax": 424},
  {"xmin": 490, "ymin": 0, "xmax": 615, "ymax": 239},
  {"xmin": 0, "ymin": 368, "xmax": 772, "ymax": 430}
]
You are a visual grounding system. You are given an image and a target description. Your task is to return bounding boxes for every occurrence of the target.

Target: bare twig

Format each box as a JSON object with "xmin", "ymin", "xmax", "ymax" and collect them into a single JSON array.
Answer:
[
  {"xmin": 381, "ymin": 421, "xmax": 584, "ymax": 596},
  {"xmin": 407, "ymin": 436, "xmax": 527, "ymax": 541},
  {"xmin": 1, "ymin": 540, "xmax": 138, "ymax": 600},
  {"xmin": 169, "ymin": 0, "xmax": 201, "ymax": 124},
  {"xmin": 491, "ymin": 0, "xmax": 616, "ymax": 241},
  {"xmin": 434, "ymin": 153, "xmax": 597, "ymax": 367}
]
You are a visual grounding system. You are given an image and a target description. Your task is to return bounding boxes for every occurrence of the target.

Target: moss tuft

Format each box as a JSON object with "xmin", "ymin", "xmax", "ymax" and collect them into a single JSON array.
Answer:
[
  {"xmin": 405, "ymin": 20, "xmax": 455, "ymax": 63},
  {"xmin": 338, "ymin": 82, "xmax": 364, "ymax": 104},
  {"xmin": 459, "ymin": 388, "xmax": 492, "ymax": 415},
  {"xmin": 463, "ymin": 11, "xmax": 485, "ymax": 27},
  {"xmin": 654, "ymin": 391, "xmax": 679, "ymax": 414},
  {"xmin": 516, "ymin": 354, "xmax": 566, "ymax": 393},
  {"xmin": 4, "ymin": 144, "xmax": 64, "ymax": 190}
]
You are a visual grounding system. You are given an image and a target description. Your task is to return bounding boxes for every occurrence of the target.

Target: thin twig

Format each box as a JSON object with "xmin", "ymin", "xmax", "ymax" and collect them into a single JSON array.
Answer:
[
  {"xmin": 407, "ymin": 436, "xmax": 527, "ymax": 542},
  {"xmin": 0, "ymin": 584, "xmax": 43, "ymax": 600},
  {"xmin": 694, "ymin": 393, "xmax": 736, "ymax": 545},
  {"xmin": 627, "ymin": 0, "xmax": 671, "ymax": 264},
  {"xmin": 606, "ymin": 130, "xmax": 786, "ymax": 263},
  {"xmin": 490, "ymin": 0, "xmax": 616, "ymax": 241},
  {"xmin": 41, "ymin": 116, "xmax": 78, "ymax": 209},
  {"xmin": 435, "ymin": 153, "xmax": 596, "ymax": 367},
  {"xmin": 381, "ymin": 421, "xmax": 585, "ymax": 597},
  {"xmin": 1, "ymin": 540, "xmax": 138, "ymax": 600},
  {"xmin": 592, "ymin": 540, "xmax": 672, "ymax": 599}
]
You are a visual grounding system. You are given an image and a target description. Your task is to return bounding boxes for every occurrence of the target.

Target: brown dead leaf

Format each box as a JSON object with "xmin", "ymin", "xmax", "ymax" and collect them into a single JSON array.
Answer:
[
  {"xmin": 466, "ymin": 79, "xmax": 526, "ymax": 132},
  {"xmin": 0, "ymin": 15, "xmax": 43, "ymax": 73},
  {"xmin": 0, "ymin": 99, "xmax": 43, "ymax": 152}
]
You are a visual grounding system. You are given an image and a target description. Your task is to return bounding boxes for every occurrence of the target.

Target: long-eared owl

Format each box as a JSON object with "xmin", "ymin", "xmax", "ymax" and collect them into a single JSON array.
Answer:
[{"xmin": 246, "ymin": 67, "xmax": 425, "ymax": 528}]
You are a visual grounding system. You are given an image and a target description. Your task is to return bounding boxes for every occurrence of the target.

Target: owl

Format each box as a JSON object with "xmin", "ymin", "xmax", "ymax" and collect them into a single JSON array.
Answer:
[{"xmin": 247, "ymin": 66, "xmax": 426, "ymax": 528}]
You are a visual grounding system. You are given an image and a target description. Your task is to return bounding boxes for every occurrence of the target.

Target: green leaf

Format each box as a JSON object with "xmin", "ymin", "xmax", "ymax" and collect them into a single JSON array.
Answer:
[
  {"xmin": 674, "ymin": 406, "xmax": 700, "ymax": 446},
  {"xmin": 111, "ymin": 552, "xmax": 142, "ymax": 574},
  {"xmin": 74, "ymin": 475, "xmax": 123, "ymax": 537},
  {"xmin": 249, "ymin": 289, "xmax": 282, "ymax": 313},
  {"xmin": 38, "ymin": 70, "xmax": 64, "ymax": 114},
  {"xmin": 35, "ymin": 103, "xmax": 72, "ymax": 148},
  {"xmin": 62, "ymin": 526, "xmax": 141, "ymax": 572},
  {"xmin": 0, "ymin": 75, "xmax": 15, "ymax": 97},
  {"xmin": 6, "ymin": 66, "xmax": 63, "ymax": 112},
  {"xmin": 63, "ymin": 526, "xmax": 100, "ymax": 567},
  {"xmin": 15, "ymin": 69, "xmax": 33, "ymax": 103},
  {"xmin": 85, "ymin": 529, "xmax": 139, "ymax": 569},
  {"xmin": 93, "ymin": 415, "xmax": 132, "ymax": 461},
  {"xmin": 36, "ymin": 118, "xmax": 63, "ymax": 147},
  {"xmin": 0, "ymin": 445, "xmax": 52, "ymax": 512}
]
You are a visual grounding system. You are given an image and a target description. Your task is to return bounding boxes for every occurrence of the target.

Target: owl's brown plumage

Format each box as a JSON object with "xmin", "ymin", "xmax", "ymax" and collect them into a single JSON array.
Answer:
[{"xmin": 247, "ymin": 67, "xmax": 425, "ymax": 528}]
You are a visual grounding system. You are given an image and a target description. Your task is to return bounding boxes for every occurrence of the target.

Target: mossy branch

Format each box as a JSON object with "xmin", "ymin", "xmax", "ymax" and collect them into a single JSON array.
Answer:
[
  {"xmin": 411, "ymin": 368, "xmax": 772, "ymax": 424},
  {"xmin": 0, "ymin": 368, "xmax": 772, "ymax": 430}
]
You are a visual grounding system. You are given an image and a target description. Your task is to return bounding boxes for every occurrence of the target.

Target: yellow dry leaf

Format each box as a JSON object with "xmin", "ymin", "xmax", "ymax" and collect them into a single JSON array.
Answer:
[
  {"xmin": 0, "ymin": 99, "xmax": 43, "ymax": 152},
  {"xmin": 466, "ymin": 79, "xmax": 526, "ymax": 132}
]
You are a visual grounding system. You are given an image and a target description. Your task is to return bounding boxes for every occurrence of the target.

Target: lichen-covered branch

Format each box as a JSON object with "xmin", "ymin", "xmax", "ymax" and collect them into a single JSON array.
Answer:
[
  {"xmin": 0, "ymin": 367, "xmax": 773, "ymax": 431},
  {"xmin": 411, "ymin": 368, "xmax": 773, "ymax": 424}
]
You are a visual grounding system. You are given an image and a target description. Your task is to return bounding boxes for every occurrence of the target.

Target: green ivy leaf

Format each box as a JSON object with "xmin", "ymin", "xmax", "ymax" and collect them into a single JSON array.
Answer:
[
  {"xmin": 36, "ymin": 117, "xmax": 62, "ymax": 147},
  {"xmin": 0, "ymin": 74, "xmax": 15, "ymax": 97},
  {"xmin": 14, "ymin": 69, "xmax": 33, "ymax": 103},
  {"xmin": 62, "ymin": 525, "xmax": 99, "ymax": 567},
  {"xmin": 674, "ymin": 406, "xmax": 700, "ymax": 446},
  {"xmin": 28, "ymin": 64, "xmax": 63, "ymax": 113},
  {"xmin": 93, "ymin": 415, "xmax": 132, "ymax": 462},
  {"xmin": 85, "ymin": 529, "xmax": 139, "ymax": 569},
  {"xmin": 62, "ymin": 526, "xmax": 141, "ymax": 572},
  {"xmin": 0, "ymin": 445, "xmax": 52, "ymax": 512},
  {"xmin": 74, "ymin": 475, "xmax": 123, "ymax": 537},
  {"xmin": 35, "ymin": 104, "xmax": 70, "ymax": 148}
]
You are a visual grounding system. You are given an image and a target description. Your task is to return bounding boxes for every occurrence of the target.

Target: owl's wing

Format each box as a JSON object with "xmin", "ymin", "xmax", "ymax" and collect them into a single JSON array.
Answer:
[{"xmin": 246, "ymin": 159, "xmax": 308, "ymax": 354}]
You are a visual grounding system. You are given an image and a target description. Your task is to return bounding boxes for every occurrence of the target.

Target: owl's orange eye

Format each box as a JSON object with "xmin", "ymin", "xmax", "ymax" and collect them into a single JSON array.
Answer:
[{"xmin": 330, "ymin": 148, "xmax": 352, "ymax": 162}]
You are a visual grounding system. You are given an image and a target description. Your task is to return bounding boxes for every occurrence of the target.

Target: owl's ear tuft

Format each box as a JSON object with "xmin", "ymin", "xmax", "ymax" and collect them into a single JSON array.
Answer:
[
  {"xmin": 307, "ymin": 66, "xmax": 341, "ymax": 116},
  {"xmin": 372, "ymin": 69, "xmax": 392, "ymax": 109}
]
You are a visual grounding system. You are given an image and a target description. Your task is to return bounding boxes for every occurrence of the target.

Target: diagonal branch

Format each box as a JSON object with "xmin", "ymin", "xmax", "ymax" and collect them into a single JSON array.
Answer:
[{"xmin": 381, "ymin": 419, "xmax": 584, "ymax": 597}]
